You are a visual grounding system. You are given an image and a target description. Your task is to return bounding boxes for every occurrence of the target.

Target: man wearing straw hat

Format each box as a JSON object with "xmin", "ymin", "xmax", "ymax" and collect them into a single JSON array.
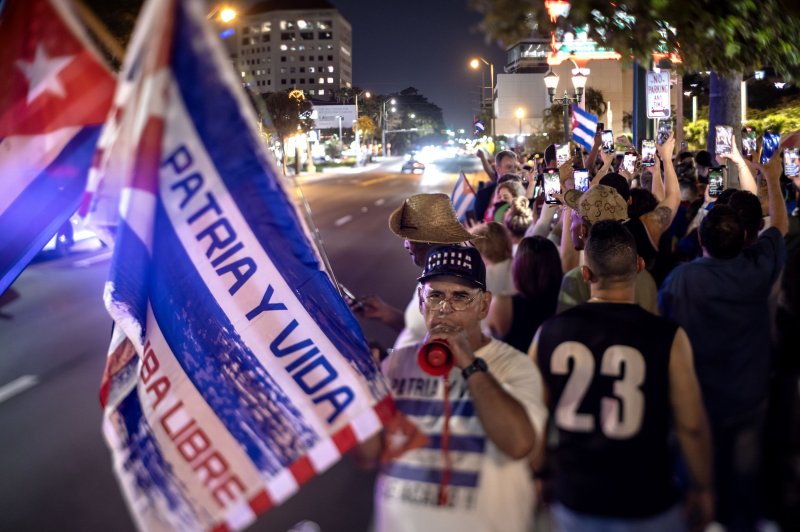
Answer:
[{"xmin": 354, "ymin": 193, "xmax": 476, "ymax": 350}]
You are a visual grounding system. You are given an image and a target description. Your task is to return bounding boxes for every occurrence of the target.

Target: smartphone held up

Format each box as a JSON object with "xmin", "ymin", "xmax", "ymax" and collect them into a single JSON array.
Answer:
[
  {"xmin": 544, "ymin": 169, "xmax": 561, "ymax": 204},
  {"xmin": 708, "ymin": 167, "xmax": 725, "ymax": 197},
  {"xmin": 715, "ymin": 125, "xmax": 734, "ymax": 156},
  {"xmin": 622, "ymin": 152, "xmax": 637, "ymax": 174},
  {"xmin": 641, "ymin": 140, "xmax": 656, "ymax": 167},
  {"xmin": 602, "ymin": 130, "xmax": 614, "ymax": 153},
  {"xmin": 784, "ymin": 147, "xmax": 800, "ymax": 178}
]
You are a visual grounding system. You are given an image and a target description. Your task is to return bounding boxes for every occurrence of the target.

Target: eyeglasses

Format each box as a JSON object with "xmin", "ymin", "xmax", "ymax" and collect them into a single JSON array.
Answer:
[{"xmin": 422, "ymin": 289, "xmax": 481, "ymax": 312}]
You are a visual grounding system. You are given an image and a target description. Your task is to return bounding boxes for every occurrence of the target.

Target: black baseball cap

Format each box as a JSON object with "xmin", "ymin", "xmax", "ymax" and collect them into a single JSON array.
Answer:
[{"xmin": 417, "ymin": 245, "xmax": 487, "ymax": 290}]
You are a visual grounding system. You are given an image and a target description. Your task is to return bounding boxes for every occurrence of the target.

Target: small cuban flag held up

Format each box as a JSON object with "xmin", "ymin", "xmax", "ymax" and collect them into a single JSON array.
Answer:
[
  {"xmin": 88, "ymin": 0, "xmax": 393, "ymax": 530},
  {"xmin": 571, "ymin": 104, "xmax": 599, "ymax": 153},
  {"xmin": 450, "ymin": 171, "xmax": 476, "ymax": 223}
]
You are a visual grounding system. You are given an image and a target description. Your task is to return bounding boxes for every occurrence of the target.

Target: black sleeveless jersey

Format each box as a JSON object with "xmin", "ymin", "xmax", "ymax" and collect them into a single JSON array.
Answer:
[{"xmin": 537, "ymin": 302, "xmax": 680, "ymax": 518}]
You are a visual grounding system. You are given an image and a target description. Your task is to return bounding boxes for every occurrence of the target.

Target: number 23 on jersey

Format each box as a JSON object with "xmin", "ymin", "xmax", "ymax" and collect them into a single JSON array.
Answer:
[{"xmin": 550, "ymin": 341, "xmax": 645, "ymax": 440}]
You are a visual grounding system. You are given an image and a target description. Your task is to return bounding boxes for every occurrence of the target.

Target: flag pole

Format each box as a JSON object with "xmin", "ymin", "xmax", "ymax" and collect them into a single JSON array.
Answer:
[{"xmin": 71, "ymin": 0, "xmax": 126, "ymax": 65}]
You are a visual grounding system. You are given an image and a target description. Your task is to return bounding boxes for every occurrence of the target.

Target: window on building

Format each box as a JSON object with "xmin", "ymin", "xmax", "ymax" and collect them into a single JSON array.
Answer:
[
  {"xmin": 268, "ymin": 80, "xmax": 271, "ymax": 85},
  {"xmin": 280, "ymin": 67, "xmax": 287, "ymax": 73},
  {"xmin": 309, "ymin": 90, "xmax": 316, "ymax": 95},
  {"xmin": 300, "ymin": 79, "xmax": 305, "ymax": 84},
  {"xmin": 280, "ymin": 56, "xmax": 286, "ymax": 62},
  {"xmin": 241, "ymin": 71, "xmax": 246, "ymax": 78},
  {"xmin": 327, "ymin": 77, "xmax": 333, "ymax": 83},
  {"xmin": 281, "ymin": 79, "xmax": 287, "ymax": 84},
  {"xmin": 318, "ymin": 77, "xmax": 325, "ymax": 84},
  {"xmin": 280, "ymin": 21, "xmax": 296, "ymax": 30},
  {"xmin": 290, "ymin": 67, "xmax": 296, "ymax": 73},
  {"xmin": 318, "ymin": 31, "xmax": 332, "ymax": 40},
  {"xmin": 318, "ymin": 55, "xmax": 323, "ymax": 60},
  {"xmin": 327, "ymin": 55, "xmax": 333, "ymax": 61},
  {"xmin": 289, "ymin": 56, "xmax": 295, "ymax": 62},
  {"xmin": 300, "ymin": 67, "xmax": 305, "ymax": 73},
  {"xmin": 326, "ymin": 44, "xmax": 334, "ymax": 50},
  {"xmin": 300, "ymin": 32, "xmax": 314, "ymax": 40},
  {"xmin": 281, "ymin": 32, "xmax": 295, "ymax": 41},
  {"xmin": 261, "ymin": 35, "xmax": 269, "ymax": 43},
  {"xmin": 299, "ymin": 56, "xmax": 305, "ymax": 61},
  {"xmin": 280, "ymin": 44, "xmax": 288, "ymax": 51},
  {"xmin": 261, "ymin": 22, "xmax": 271, "ymax": 33},
  {"xmin": 243, "ymin": 27, "xmax": 250, "ymax": 35},
  {"xmin": 327, "ymin": 66, "xmax": 334, "ymax": 73},
  {"xmin": 290, "ymin": 79, "xmax": 295, "ymax": 84},
  {"xmin": 318, "ymin": 89, "xmax": 325, "ymax": 95},
  {"xmin": 317, "ymin": 20, "xmax": 332, "ymax": 30},
  {"xmin": 308, "ymin": 67, "xmax": 315, "ymax": 73}
]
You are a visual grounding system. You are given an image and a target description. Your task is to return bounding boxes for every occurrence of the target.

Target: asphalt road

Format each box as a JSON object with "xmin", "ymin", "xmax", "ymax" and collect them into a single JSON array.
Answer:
[{"xmin": 0, "ymin": 154, "xmax": 482, "ymax": 532}]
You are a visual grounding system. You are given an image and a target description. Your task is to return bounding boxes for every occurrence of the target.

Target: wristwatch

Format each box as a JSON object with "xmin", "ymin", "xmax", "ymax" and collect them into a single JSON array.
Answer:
[{"xmin": 461, "ymin": 358, "xmax": 488, "ymax": 381}]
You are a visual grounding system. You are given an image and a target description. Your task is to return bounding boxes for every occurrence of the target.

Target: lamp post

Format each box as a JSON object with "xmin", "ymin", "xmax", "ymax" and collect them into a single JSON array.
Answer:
[
  {"xmin": 469, "ymin": 57, "xmax": 495, "ymax": 137},
  {"xmin": 515, "ymin": 107, "xmax": 525, "ymax": 147},
  {"xmin": 381, "ymin": 98, "xmax": 397, "ymax": 157},
  {"xmin": 353, "ymin": 90, "xmax": 371, "ymax": 163},
  {"xmin": 544, "ymin": 68, "xmax": 587, "ymax": 144}
]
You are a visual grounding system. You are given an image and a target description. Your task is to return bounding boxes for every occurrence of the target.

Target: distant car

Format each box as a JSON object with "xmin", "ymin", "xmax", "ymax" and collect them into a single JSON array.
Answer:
[{"xmin": 401, "ymin": 160, "xmax": 425, "ymax": 174}]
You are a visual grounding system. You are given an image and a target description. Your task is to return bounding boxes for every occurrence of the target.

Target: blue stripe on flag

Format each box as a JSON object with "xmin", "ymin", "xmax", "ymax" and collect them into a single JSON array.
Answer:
[
  {"xmin": 450, "ymin": 173, "xmax": 475, "ymax": 223},
  {"xmin": 169, "ymin": 2, "xmax": 381, "ymax": 391},
  {"xmin": 425, "ymin": 434, "xmax": 485, "ymax": 453},
  {"xmin": 395, "ymin": 398, "xmax": 475, "ymax": 418},
  {"xmin": 571, "ymin": 105, "xmax": 598, "ymax": 152},
  {"xmin": 144, "ymin": 198, "xmax": 321, "ymax": 474},
  {"xmin": 116, "ymin": 388, "xmax": 196, "ymax": 527},
  {"xmin": 382, "ymin": 463, "xmax": 480, "ymax": 488},
  {"xmin": 0, "ymin": 126, "xmax": 102, "ymax": 294}
]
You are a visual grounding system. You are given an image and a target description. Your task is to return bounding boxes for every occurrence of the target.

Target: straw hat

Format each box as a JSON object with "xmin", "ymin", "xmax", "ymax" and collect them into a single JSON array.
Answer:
[{"xmin": 388, "ymin": 193, "xmax": 475, "ymax": 243}]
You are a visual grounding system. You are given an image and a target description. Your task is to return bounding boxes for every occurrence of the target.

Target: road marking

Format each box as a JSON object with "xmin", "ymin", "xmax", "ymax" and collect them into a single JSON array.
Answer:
[
  {"xmin": 374, "ymin": 198, "xmax": 385, "ymax": 206},
  {"xmin": 334, "ymin": 215, "xmax": 353, "ymax": 227},
  {"xmin": 73, "ymin": 250, "xmax": 113, "ymax": 267},
  {"xmin": 359, "ymin": 175, "xmax": 396, "ymax": 187},
  {"xmin": 0, "ymin": 375, "xmax": 39, "ymax": 404}
]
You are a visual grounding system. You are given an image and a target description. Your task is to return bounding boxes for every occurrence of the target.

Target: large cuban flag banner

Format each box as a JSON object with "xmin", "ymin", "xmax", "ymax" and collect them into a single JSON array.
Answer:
[
  {"xmin": 0, "ymin": 0, "xmax": 115, "ymax": 294},
  {"xmin": 92, "ymin": 1, "xmax": 392, "ymax": 530}
]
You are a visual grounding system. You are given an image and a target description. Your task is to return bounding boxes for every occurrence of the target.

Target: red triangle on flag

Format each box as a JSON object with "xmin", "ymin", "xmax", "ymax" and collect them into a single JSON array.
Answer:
[{"xmin": 0, "ymin": 0, "xmax": 115, "ymax": 136}]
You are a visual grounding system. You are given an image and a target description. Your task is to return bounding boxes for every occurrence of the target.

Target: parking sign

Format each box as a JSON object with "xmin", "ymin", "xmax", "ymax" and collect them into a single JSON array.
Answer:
[{"xmin": 646, "ymin": 71, "xmax": 671, "ymax": 119}]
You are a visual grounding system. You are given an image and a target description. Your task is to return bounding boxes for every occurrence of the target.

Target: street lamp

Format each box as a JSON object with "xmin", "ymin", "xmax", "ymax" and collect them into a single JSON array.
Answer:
[
  {"xmin": 544, "ymin": 68, "xmax": 588, "ymax": 143},
  {"xmin": 469, "ymin": 56, "xmax": 495, "ymax": 137},
  {"xmin": 515, "ymin": 107, "xmax": 525, "ymax": 147},
  {"xmin": 353, "ymin": 89, "xmax": 371, "ymax": 163},
  {"xmin": 381, "ymin": 98, "xmax": 397, "ymax": 157}
]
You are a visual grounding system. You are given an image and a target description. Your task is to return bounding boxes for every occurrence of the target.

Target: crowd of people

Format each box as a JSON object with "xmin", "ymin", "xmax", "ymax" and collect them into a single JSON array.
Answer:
[{"xmin": 353, "ymin": 129, "xmax": 800, "ymax": 532}]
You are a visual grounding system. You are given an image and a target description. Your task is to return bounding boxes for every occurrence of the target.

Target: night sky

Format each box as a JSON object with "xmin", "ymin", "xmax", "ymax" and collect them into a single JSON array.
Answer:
[{"xmin": 326, "ymin": 0, "xmax": 508, "ymax": 131}]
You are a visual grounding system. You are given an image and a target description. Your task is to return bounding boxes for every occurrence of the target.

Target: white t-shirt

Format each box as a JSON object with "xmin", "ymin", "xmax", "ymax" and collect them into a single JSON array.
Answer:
[
  {"xmin": 485, "ymin": 259, "xmax": 515, "ymax": 297},
  {"xmin": 375, "ymin": 339, "xmax": 548, "ymax": 532},
  {"xmin": 393, "ymin": 287, "xmax": 426, "ymax": 350}
]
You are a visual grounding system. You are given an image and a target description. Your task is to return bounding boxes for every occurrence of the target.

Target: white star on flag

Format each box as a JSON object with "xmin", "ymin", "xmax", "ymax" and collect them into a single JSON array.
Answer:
[{"xmin": 15, "ymin": 44, "xmax": 74, "ymax": 104}]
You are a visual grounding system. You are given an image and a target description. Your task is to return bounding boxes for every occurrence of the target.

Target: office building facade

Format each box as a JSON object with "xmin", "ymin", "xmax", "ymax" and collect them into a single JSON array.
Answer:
[{"xmin": 234, "ymin": 0, "xmax": 352, "ymax": 98}]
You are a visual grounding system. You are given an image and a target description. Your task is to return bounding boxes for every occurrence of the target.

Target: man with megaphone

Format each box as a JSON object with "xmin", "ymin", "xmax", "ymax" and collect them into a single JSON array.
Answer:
[{"xmin": 362, "ymin": 245, "xmax": 547, "ymax": 532}]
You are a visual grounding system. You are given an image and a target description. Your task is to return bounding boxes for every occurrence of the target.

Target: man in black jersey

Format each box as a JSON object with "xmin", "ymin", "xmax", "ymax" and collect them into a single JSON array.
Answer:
[{"xmin": 530, "ymin": 221, "xmax": 713, "ymax": 531}]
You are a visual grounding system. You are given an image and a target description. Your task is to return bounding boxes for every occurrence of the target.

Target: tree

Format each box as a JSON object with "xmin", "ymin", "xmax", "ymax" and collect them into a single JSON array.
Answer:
[
  {"xmin": 353, "ymin": 115, "xmax": 377, "ymax": 141},
  {"xmin": 261, "ymin": 91, "xmax": 314, "ymax": 173},
  {"xmin": 469, "ymin": 0, "xmax": 800, "ymax": 77}
]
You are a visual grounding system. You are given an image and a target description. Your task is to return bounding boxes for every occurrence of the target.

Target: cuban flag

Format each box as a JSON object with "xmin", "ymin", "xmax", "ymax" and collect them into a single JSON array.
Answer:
[
  {"xmin": 450, "ymin": 171, "xmax": 476, "ymax": 223},
  {"xmin": 93, "ymin": 1, "xmax": 392, "ymax": 530},
  {"xmin": 571, "ymin": 104, "xmax": 598, "ymax": 153},
  {"xmin": 0, "ymin": 0, "xmax": 115, "ymax": 294}
]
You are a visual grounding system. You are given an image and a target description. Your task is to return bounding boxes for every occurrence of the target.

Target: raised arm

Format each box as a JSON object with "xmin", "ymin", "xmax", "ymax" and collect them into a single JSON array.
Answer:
[
  {"xmin": 640, "ymin": 134, "xmax": 680, "ymax": 244},
  {"xmin": 759, "ymin": 133, "xmax": 795, "ymax": 236},
  {"xmin": 477, "ymin": 149, "xmax": 498, "ymax": 183},
  {"xmin": 718, "ymin": 137, "xmax": 757, "ymax": 194},
  {"xmin": 585, "ymin": 130, "xmax": 602, "ymax": 174},
  {"xmin": 433, "ymin": 328, "xmax": 538, "ymax": 459}
]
